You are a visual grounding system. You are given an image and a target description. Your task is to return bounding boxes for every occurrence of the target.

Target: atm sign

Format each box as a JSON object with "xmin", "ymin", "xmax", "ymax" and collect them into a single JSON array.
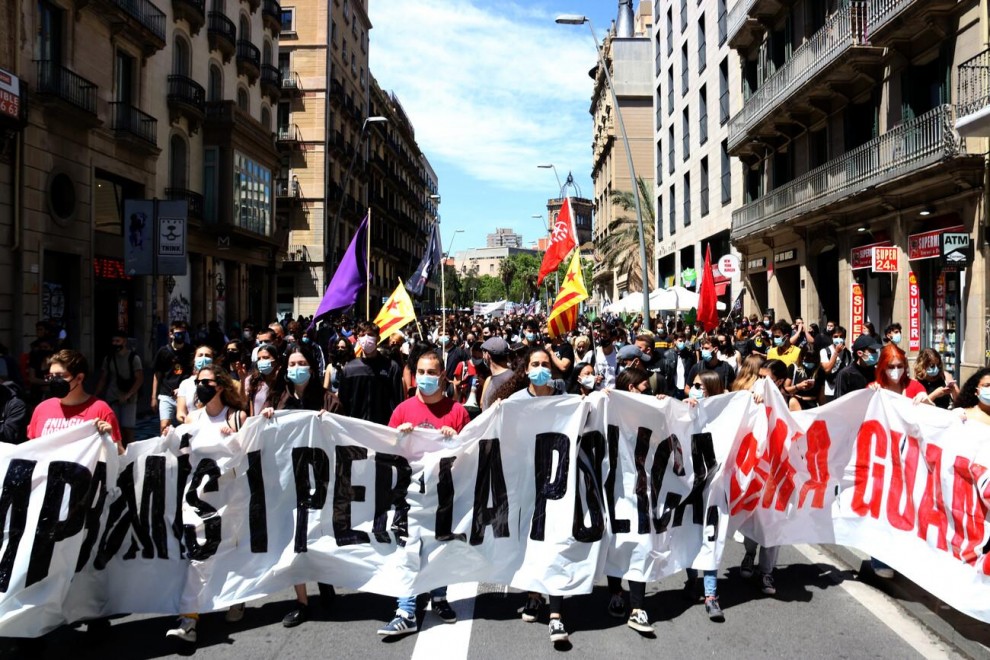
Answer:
[{"xmin": 872, "ymin": 246, "xmax": 898, "ymax": 273}]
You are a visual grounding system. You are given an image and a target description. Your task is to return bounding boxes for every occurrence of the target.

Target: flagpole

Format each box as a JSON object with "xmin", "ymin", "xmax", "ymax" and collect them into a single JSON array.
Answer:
[
  {"xmin": 406, "ymin": 277, "xmax": 425, "ymax": 340},
  {"xmin": 365, "ymin": 207, "xmax": 371, "ymax": 320}
]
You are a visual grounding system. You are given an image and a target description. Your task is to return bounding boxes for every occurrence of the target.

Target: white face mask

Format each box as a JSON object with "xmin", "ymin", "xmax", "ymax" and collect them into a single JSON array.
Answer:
[
  {"xmin": 886, "ymin": 367, "xmax": 904, "ymax": 381},
  {"xmin": 579, "ymin": 374, "xmax": 597, "ymax": 391},
  {"xmin": 357, "ymin": 335, "xmax": 378, "ymax": 354}
]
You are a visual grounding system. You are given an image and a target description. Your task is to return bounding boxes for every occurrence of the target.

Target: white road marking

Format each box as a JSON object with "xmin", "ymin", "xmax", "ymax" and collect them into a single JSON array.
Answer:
[
  {"xmin": 793, "ymin": 544, "xmax": 957, "ymax": 660},
  {"xmin": 410, "ymin": 582, "xmax": 478, "ymax": 660}
]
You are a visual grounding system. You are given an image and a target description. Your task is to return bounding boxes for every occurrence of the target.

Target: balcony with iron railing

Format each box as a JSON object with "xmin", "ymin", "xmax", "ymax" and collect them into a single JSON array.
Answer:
[
  {"xmin": 165, "ymin": 187, "xmax": 205, "ymax": 220},
  {"xmin": 280, "ymin": 70, "xmax": 302, "ymax": 97},
  {"xmin": 728, "ymin": 2, "xmax": 871, "ymax": 153},
  {"xmin": 208, "ymin": 12, "xmax": 236, "ymax": 62},
  {"xmin": 172, "ymin": 0, "xmax": 205, "ymax": 34},
  {"xmin": 110, "ymin": 102, "xmax": 159, "ymax": 149},
  {"xmin": 34, "ymin": 60, "xmax": 98, "ymax": 115},
  {"xmin": 100, "ymin": 0, "xmax": 166, "ymax": 52},
  {"xmin": 731, "ymin": 104, "xmax": 964, "ymax": 240},
  {"xmin": 236, "ymin": 40, "xmax": 261, "ymax": 84},
  {"xmin": 957, "ymin": 48, "xmax": 990, "ymax": 137},
  {"xmin": 276, "ymin": 123, "xmax": 302, "ymax": 150},
  {"xmin": 261, "ymin": 64, "xmax": 281, "ymax": 102},
  {"xmin": 283, "ymin": 244, "xmax": 310, "ymax": 262},
  {"xmin": 167, "ymin": 74, "xmax": 206, "ymax": 130},
  {"xmin": 262, "ymin": 0, "xmax": 281, "ymax": 34},
  {"xmin": 275, "ymin": 177, "xmax": 300, "ymax": 199}
]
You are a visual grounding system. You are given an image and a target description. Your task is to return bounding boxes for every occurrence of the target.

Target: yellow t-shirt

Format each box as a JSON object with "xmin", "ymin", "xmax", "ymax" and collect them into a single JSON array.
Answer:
[{"xmin": 767, "ymin": 344, "xmax": 800, "ymax": 367}]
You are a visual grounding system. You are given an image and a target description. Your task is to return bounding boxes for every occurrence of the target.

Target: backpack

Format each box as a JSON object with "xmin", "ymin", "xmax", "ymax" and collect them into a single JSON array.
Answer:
[{"xmin": 108, "ymin": 352, "xmax": 139, "ymax": 393}]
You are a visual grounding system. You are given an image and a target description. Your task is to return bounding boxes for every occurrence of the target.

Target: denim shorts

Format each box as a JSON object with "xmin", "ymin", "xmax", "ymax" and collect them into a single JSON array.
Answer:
[{"xmin": 157, "ymin": 395, "xmax": 178, "ymax": 425}]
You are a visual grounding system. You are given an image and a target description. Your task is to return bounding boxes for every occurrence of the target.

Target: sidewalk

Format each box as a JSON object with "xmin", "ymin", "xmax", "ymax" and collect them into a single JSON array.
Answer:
[{"xmin": 817, "ymin": 544, "xmax": 990, "ymax": 660}]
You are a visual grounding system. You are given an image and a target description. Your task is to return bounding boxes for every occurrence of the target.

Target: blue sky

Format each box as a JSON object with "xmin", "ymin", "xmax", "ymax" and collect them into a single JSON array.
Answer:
[{"xmin": 368, "ymin": 0, "xmax": 627, "ymax": 256}]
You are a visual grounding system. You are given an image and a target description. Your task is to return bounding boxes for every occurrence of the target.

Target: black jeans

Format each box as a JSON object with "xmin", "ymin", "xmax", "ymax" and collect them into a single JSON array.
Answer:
[{"xmin": 606, "ymin": 577, "xmax": 645, "ymax": 609}]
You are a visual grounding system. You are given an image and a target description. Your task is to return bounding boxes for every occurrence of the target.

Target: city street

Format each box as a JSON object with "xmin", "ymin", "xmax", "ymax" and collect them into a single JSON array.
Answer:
[{"xmin": 30, "ymin": 540, "xmax": 970, "ymax": 659}]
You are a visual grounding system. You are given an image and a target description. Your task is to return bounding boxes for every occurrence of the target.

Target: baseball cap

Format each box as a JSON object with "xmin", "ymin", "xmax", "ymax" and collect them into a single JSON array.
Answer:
[
  {"xmin": 481, "ymin": 337, "xmax": 510, "ymax": 356},
  {"xmin": 617, "ymin": 345, "xmax": 646, "ymax": 361},
  {"xmin": 851, "ymin": 335, "xmax": 882, "ymax": 353}
]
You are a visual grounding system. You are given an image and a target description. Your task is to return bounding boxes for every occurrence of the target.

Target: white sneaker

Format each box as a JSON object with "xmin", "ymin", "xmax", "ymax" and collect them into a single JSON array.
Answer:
[
  {"xmin": 165, "ymin": 616, "xmax": 197, "ymax": 643},
  {"xmin": 225, "ymin": 603, "xmax": 245, "ymax": 623},
  {"xmin": 627, "ymin": 609, "xmax": 653, "ymax": 633}
]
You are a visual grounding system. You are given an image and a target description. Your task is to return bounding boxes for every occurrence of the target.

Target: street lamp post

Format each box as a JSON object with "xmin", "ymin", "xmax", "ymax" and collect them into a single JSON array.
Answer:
[
  {"xmin": 441, "ymin": 228, "xmax": 464, "ymax": 335},
  {"xmin": 537, "ymin": 163, "xmax": 564, "ymax": 198},
  {"xmin": 556, "ymin": 14, "xmax": 651, "ymax": 327},
  {"xmin": 324, "ymin": 115, "xmax": 388, "ymax": 293}
]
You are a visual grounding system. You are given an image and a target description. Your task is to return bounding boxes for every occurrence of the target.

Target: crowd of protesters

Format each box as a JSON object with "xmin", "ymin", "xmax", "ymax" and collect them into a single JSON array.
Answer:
[{"xmin": 6, "ymin": 308, "xmax": 990, "ymax": 649}]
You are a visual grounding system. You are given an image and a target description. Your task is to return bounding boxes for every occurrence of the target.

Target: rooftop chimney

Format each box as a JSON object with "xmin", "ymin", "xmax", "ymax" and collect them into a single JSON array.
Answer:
[{"xmin": 616, "ymin": 0, "xmax": 634, "ymax": 38}]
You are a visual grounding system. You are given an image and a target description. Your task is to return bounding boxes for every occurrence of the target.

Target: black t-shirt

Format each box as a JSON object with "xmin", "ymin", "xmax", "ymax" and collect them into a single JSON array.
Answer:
[
  {"xmin": 835, "ymin": 363, "xmax": 875, "ymax": 399},
  {"xmin": 921, "ymin": 374, "xmax": 951, "ymax": 409},
  {"xmin": 686, "ymin": 359, "xmax": 735, "ymax": 392},
  {"xmin": 746, "ymin": 335, "xmax": 769, "ymax": 356},
  {"xmin": 152, "ymin": 344, "xmax": 192, "ymax": 395},
  {"xmin": 551, "ymin": 341, "xmax": 575, "ymax": 380},
  {"xmin": 338, "ymin": 353, "xmax": 403, "ymax": 425}
]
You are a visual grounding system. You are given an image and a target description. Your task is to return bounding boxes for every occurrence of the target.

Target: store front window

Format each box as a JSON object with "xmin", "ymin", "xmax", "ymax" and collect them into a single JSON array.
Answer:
[{"xmin": 233, "ymin": 151, "xmax": 272, "ymax": 236}]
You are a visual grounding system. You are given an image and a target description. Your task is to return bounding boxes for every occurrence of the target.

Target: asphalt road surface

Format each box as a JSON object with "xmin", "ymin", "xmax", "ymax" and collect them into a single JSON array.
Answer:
[{"xmin": 21, "ymin": 538, "xmax": 961, "ymax": 660}]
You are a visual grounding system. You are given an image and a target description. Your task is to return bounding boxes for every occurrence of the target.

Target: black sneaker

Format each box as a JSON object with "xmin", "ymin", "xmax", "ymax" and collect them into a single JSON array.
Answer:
[
  {"xmin": 282, "ymin": 605, "xmax": 308, "ymax": 628},
  {"xmin": 520, "ymin": 595, "xmax": 544, "ymax": 623},
  {"xmin": 548, "ymin": 618, "xmax": 569, "ymax": 643},
  {"xmin": 705, "ymin": 596, "xmax": 725, "ymax": 622},
  {"xmin": 431, "ymin": 598, "xmax": 457, "ymax": 624},
  {"xmin": 740, "ymin": 552, "xmax": 756, "ymax": 579},
  {"xmin": 607, "ymin": 593, "xmax": 627, "ymax": 618}
]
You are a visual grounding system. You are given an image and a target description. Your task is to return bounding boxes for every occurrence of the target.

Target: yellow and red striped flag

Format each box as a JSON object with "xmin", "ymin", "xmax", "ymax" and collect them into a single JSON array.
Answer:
[
  {"xmin": 373, "ymin": 278, "xmax": 417, "ymax": 343},
  {"xmin": 547, "ymin": 252, "xmax": 588, "ymax": 339}
]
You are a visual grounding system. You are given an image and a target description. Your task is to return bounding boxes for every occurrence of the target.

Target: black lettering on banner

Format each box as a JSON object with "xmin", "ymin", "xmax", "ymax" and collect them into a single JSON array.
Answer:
[
  {"xmin": 436, "ymin": 457, "xmax": 466, "ymax": 542},
  {"xmin": 333, "ymin": 446, "xmax": 370, "ymax": 546},
  {"xmin": 573, "ymin": 431, "xmax": 605, "ymax": 542},
  {"xmin": 292, "ymin": 447, "xmax": 330, "ymax": 553},
  {"xmin": 139, "ymin": 456, "xmax": 169, "ymax": 559},
  {"xmin": 705, "ymin": 506, "xmax": 720, "ymax": 542},
  {"xmin": 531, "ymin": 432, "xmax": 570, "ymax": 542},
  {"xmin": 673, "ymin": 433, "xmax": 718, "ymax": 528},
  {"xmin": 0, "ymin": 459, "xmax": 35, "ymax": 592},
  {"xmin": 604, "ymin": 425, "xmax": 630, "ymax": 534},
  {"xmin": 183, "ymin": 459, "xmax": 222, "ymax": 561},
  {"xmin": 93, "ymin": 463, "xmax": 154, "ymax": 564},
  {"xmin": 75, "ymin": 462, "xmax": 107, "ymax": 572},
  {"xmin": 655, "ymin": 492, "xmax": 681, "ymax": 534},
  {"xmin": 247, "ymin": 450, "xmax": 268, "ymax": 553},
  {"xmin": 634, "ymin": 427, "xmax": 653, "ymax": 534},
  {"xmin": 373, "ymin": 453, "xmax": 412, "ymax": 546},
  {"xmin": 650, "ymin": 434, "xmax": 684, "ymax": 533},
  {"xmin": 172, "ymin": 434, "xmax": 193, "ymax": 559},
  {"xmin": 26, "ymin": 461, "xmax": 93, "ymax": 587},
  {"xmin": 471, "ymin": 438, "xmax": 509, "ymax": 545}
]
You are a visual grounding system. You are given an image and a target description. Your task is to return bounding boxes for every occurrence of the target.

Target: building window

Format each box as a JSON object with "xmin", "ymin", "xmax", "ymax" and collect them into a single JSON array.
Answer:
[
  {"xmin": 203, "ymin": 146, "xmax": 219, "ymax": 224},
  {"xmin": 656, "ymin": 195, "xmax": 663, "ymax": 239},
  {"xmin": 261, "ymin": 106, "xmax": 271, "ymax": 131},
  {"xmin": 721, "ymin": 139, "xmax": 731, "ymax": 205},
  {"xmin": 668, "ymin": 126, "xmax": 675, "ymax": 174},
  {"xmin": 699, "ymin": 84, "xmax": 708, "ymax": 145},
  {"xmin": 37, "ymin": 0, "xmax": 64, "ymax": 64},
  {"xmin": 683, "ymin": 173, "xmax": 691, "ymax": 227},
  {"xmin": 666, "ymin": 7, "xmax": 673, "ymax": 55},
  {"xmin": 719, "ymin": 57, "xmax": 729, "ymax": 125},
  {"xmin": 208, "ymin": 63, "xmax": 223, "ymax": 102},
  {"xmin": 237, "ymin": 86, "xmax": 249, "ymax": 111},
  {"xmin": 667, "ymin": 66, "xmax": 674, "ymax": 115},
  {"xmin": 331, "ymin": 19, "xmax": 337, "ymax": 45},
  {"xmin": 233, "ymin": 150, "xmax": 272, "ymax": 236},
  {"xmin": 281, "ymin": 7, "xmax": 295, "ymax": 33},
  {"xmin": 697, "ymin": 15, "xmax": 706, "ymax": 74},
  {"xmin": 682, "ymin": 108, "xmax": 689, "ymax": 160},
  {"xmin": 169, "ymin": 134, "xmax": 188, "ymax": 189},
  {"xmin": 116, "ymin": 50, "xmax": 135, "ymax": 104},
  {"xmin": 681, "ymin": 43, "xmax": 688, "ymax": 96},
  {"xmin": 717, "ymin": 0, "xmax": 727, "ymax": 45},
  {"xmin": 668, "ymin": 184, "xmax": 676, "ymax": 235},
  {"xmin": 173, "ymin": 34, "xmax": 191, "ymax": 76},
  {"xmin": 700, "ymin": 156, "xmax": 710, "ymax": 217},
  {"xmin": 656, "ymin": 137, "xmax": 663, "ymax": 182},
  {"xmin": 239, "ymin": 13, "xmax": 250, "ymax": 41},
  {"xmin": 680, "ymin": 0, "xmax": 688, "ymax": 33}
]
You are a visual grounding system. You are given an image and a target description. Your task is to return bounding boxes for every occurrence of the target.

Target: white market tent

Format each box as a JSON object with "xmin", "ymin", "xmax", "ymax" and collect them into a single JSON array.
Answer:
[
  {"xmin": 602, "ymin": 291, "xmax": 645, "ymax": 314},
  {"xmin": 649, "ymin": 286, "xmax": 726, "ymax": 311}
]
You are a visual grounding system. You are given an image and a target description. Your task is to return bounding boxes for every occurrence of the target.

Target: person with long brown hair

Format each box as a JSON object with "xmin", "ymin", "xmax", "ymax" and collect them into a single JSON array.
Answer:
[
  {"xmin": 244, "ymin": 343, "xmax": 285, "ymax": 416},
  {"xmin": 913, "ymin": 347, "xmax": 958, "ymax": 409},
  {"xmin": 731, "ymin": 354, "xmax": 765, "ymax": 392}
]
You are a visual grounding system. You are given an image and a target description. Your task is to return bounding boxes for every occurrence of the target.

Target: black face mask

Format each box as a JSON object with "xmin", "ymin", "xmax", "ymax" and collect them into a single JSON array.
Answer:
[
  {"xmin": 226, "ymin": 351, "xmax": 240, "ymax": 363},
  {"xmin": 49, "ymin": 377, "xmax": 72, "ymax": 399},
  {"xmin": 114, "ymin": 343, "xmax": 126, "ymax": 352},
  {"xmin": 196, "ymin": 383, "xmax": 218, "ymax": 404}
]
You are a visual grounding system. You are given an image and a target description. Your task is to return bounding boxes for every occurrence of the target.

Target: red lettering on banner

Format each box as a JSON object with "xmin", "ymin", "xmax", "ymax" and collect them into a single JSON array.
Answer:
[
  {"xmin": 798, "ymin": 421, "xmax": 831, "ymax": 509},
  {"xmin": 917, "ymin": 444, "xmax": 949, "ymax": 551},
  {"xmin": 950, "ymin": 458, "xmax": 988, "ymax": 565},
  {"xmin": 760, "ymin": 418, "xmax": 797, "ymax": 512},
  {"xmin": 729, "ymin": 432, "xmax": 765, "ymax": 515},
  {"xmin": 886, "ymin": 431, "xmax": 920, "ymax": 531},
  {"xmin": 851, "ymin": 420, "xmax": 886, "ymax": 519}
]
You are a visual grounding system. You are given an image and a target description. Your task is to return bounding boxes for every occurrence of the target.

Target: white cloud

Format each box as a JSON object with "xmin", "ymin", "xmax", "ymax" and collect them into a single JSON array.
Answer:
[{"xmin": 368, "ymin": 0, "xmax": 600, "ymax": 191}]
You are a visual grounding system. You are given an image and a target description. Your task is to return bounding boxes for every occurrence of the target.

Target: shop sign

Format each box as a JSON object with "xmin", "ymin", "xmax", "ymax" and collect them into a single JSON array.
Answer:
[
  {"xmin": 851, "ymin": 282, "xmax": 865, "ymax": 339},
  {"xmin": 93, "ymin": 258, "xmax": 132, "ymax": 281},
  {"xmin": 717, "ymin": 254, "xmax": 740, "ymax": 278},
  {"xmin": 908, "ymin": 225, "xmax": 965, "ymax": 260},
  {"xmin": 941, "ymin": 232, "xmax": 972, "ymax": 266},
  {"xmin": 871, "ymin": 246, "xmax": 898, "ymax": 273},
  {"xmin": 774, "ymin": 249, "xmax": 797, "ymax": 264},
  {"xmin": 908, "ymin": 272, "xmax": 920, "ymax": 351},
  {"xmin": 0, "ymin": 68, "xmax": 20, "ymax": 122},
  {"xmin": 935, "ymin": 272, "xmax": 946, "ymax": 351},
  {"xmin": 851, "ymin": 241, "xmax": 892, "ymax": 270},
  {"xmin": 746, "ymin": 257, "xmax": 766, "ymax": 270}
]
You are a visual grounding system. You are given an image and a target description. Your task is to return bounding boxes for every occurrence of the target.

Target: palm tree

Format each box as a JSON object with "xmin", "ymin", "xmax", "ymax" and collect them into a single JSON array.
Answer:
[
  {"xmin": 498, "ymin": 257, "xmax": 517, "ymax": 298},
  {"xmin": 598, "ymin": 176, "xmax": 655, "ymax": 292}
]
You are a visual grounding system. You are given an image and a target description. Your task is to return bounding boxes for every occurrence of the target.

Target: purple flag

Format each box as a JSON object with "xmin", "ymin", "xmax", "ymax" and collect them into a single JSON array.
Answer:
[{"xmin": 312, "ymin": 215, "xmax": 368, "ymax": 322}]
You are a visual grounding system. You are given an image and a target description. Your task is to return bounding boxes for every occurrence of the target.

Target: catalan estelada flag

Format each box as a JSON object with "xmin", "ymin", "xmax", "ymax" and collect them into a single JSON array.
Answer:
[
  {"xmin": 373, "ymin": 278, "xmax": 417, "ymax": 343},
  {"xmin": 547, "ymin": 252, "xmax": 588, "ymax": 339}
]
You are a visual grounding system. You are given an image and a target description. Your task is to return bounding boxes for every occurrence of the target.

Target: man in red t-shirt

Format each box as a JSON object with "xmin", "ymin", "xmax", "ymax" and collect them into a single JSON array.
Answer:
[
  {"xmin": 28, "ymin": 349, "xmax": 122, "ymax": 449},
  {"xmin": 378, "ymin": 350, "xmax": 470, "ymax": 638}
]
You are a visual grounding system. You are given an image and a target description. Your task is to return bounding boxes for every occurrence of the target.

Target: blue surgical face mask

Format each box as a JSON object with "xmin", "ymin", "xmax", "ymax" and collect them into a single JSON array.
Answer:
[
  {"xmin": 287, "ymin": 365, "xmax": 311, "ymax": 385},
  {"xmin": 701, "ymin": 349, "xmax": 713, "ymax": 361},
  {"xmin": 675, "ymin": 341, "xmax": 685, "ymax": 351},
  {"xmin": 439, "ymin": 336, "xmax": 450, "ymax": 345},
  {"xmin": 862, "ymin": 352, "xmax": 878, "ymax": 366},
  {"xmin": 773, "ymin": 336, "xmax": 784, "ymax": 347},
  {"xmin": 194, "ymin": 356, "xmax": 213, "ymax": 371},
  {"xmin": 528, "ymin": 366, "xmax": 552, "ymax": 387},
  {"xmin": 257, "ymin": 358, "xmax": 274, "ymax": 375},
  {"xmin": 803, "ymin": 361, "xmax": 817, "ymax": 371},
  {"xmin": 417, "ymin": 374, "xmax": 441, "ymax": 396},
  {"xmin": 833, "ymin": 337, "xmax": 845, "ymax": 346},
  {"xmin": 979, "ymin": 387, "xmax": 990, "ymax": 405},
  {"xmin": 925, "ymin": 366, "xmax": 940, "ymax": 377},
  {"xmin": 689, "ymin": 387, "xmax": 705, "ymax": 401},
  {"xmin": 890, "ymin": 333, "xmax": 902, "ymax": 345},
  {"xmin": 524, "ymin": 332, "xmax": 536, "ymax": 342}
]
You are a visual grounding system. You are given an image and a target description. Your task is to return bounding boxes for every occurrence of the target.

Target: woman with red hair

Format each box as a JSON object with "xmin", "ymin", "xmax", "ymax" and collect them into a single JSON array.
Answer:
[{"xmin": 872, "ymin": 344, "xmax": 931, "ymax": 404}]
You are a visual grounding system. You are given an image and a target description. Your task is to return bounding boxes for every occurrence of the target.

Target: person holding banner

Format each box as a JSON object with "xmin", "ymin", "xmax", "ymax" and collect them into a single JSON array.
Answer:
[
  {"xmin": 245, "ymin": 343, "xmax": 283, "ymax": 416},
  {"xmin": 174, "ymin": 344, "xmax": 217, "ymax": 426},
  {"xmin": 834, "ymin": 335, "xmax": 882, "ymax": 399},
  {"xmin": 956, "ymin": 368, "xmax": 990, "ymax": 424},
  {"xmin": 166, "ymin": 366, "xmax": 248, "ymax": 643},
  {"xmin": 914, "ymin": 348, "xmax": 959, "ymax": 409},
  {"xmin": 378, "ymin": 349, "xmax": 469, "ymax": 638},
  {"xmin": 784, "ymin": 346, "xmax": 823, "ymax": 411},
  {"xmin": 338, "ymin": 322, "xmax": 403, "ymax": 425},
  {"xmin": 259, "ymin": 342, "xmax": 342, "ymax": 628},
  {"xmin": 568, "ymin": 362, "xmax": 600, "ymax": 395}
]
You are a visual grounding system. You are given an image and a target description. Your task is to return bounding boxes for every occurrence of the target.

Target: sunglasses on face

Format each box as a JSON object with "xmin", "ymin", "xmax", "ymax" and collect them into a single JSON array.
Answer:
[
  {"xmin": 691, "ymin": 383, "xmax": 703, "ymax": 389},
  {"xmin": 46, "ymin": 372, "xmax": 72, "ymax": 382},
  {"xmin": 196, "ymin": 379, "xmax": 217, "ymax": 386}
]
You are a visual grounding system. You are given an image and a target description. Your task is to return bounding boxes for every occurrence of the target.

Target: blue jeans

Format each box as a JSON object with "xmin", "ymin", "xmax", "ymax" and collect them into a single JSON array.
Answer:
[
  {"xmin": 397, "ymin": 586, "xmax": 446, "ymax": 617},
  {"xmin": 686, "ymin": 569, "xmax": 718, "ymax": 596}
]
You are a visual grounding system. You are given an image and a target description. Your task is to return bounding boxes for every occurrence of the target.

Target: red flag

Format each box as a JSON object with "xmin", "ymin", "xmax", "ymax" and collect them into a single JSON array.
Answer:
[
  {"xmin": 537, "ymin": 198, "xmax": 577, "ymax": 286},
  {"xmin": 697, "ymin": 245, "xmax": 718, "ymax": 333}
]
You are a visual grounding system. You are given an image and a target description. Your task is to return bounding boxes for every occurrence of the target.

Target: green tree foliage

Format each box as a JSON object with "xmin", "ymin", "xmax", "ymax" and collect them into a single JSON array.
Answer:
[{"xmin": 598, "ymin": 177, "xmax": 655, "ymax": 292}]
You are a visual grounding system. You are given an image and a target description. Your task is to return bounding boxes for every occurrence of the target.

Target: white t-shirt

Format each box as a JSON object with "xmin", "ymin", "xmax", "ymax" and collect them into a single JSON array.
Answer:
[
  {"xmin": 716, "ymin": 350, "xmax": 740, "ymax": 373},
  {"xmin": 594, "ymin": 346, "xmax": 618, "ymax": 388},
  {"xmin": 177, "ymin": 375, "xmax": 197, "ymax": 409},
  {"xmin": 675, "ymin": 356, "xmax": 686, "ymax": 389}
]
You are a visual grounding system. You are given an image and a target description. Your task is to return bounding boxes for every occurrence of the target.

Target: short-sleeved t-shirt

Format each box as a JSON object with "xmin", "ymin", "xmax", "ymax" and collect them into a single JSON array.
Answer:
[
  {"xmin": 153, "ymin": 344, "xmax": 192, "ymax": 396},
  {"xmin": 28, "ymin": 395, "xmax": 121, "ymax": 443},
  {"xmin": 388, "ymin": 395, "xmax": 471, "ymax": 433}
]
